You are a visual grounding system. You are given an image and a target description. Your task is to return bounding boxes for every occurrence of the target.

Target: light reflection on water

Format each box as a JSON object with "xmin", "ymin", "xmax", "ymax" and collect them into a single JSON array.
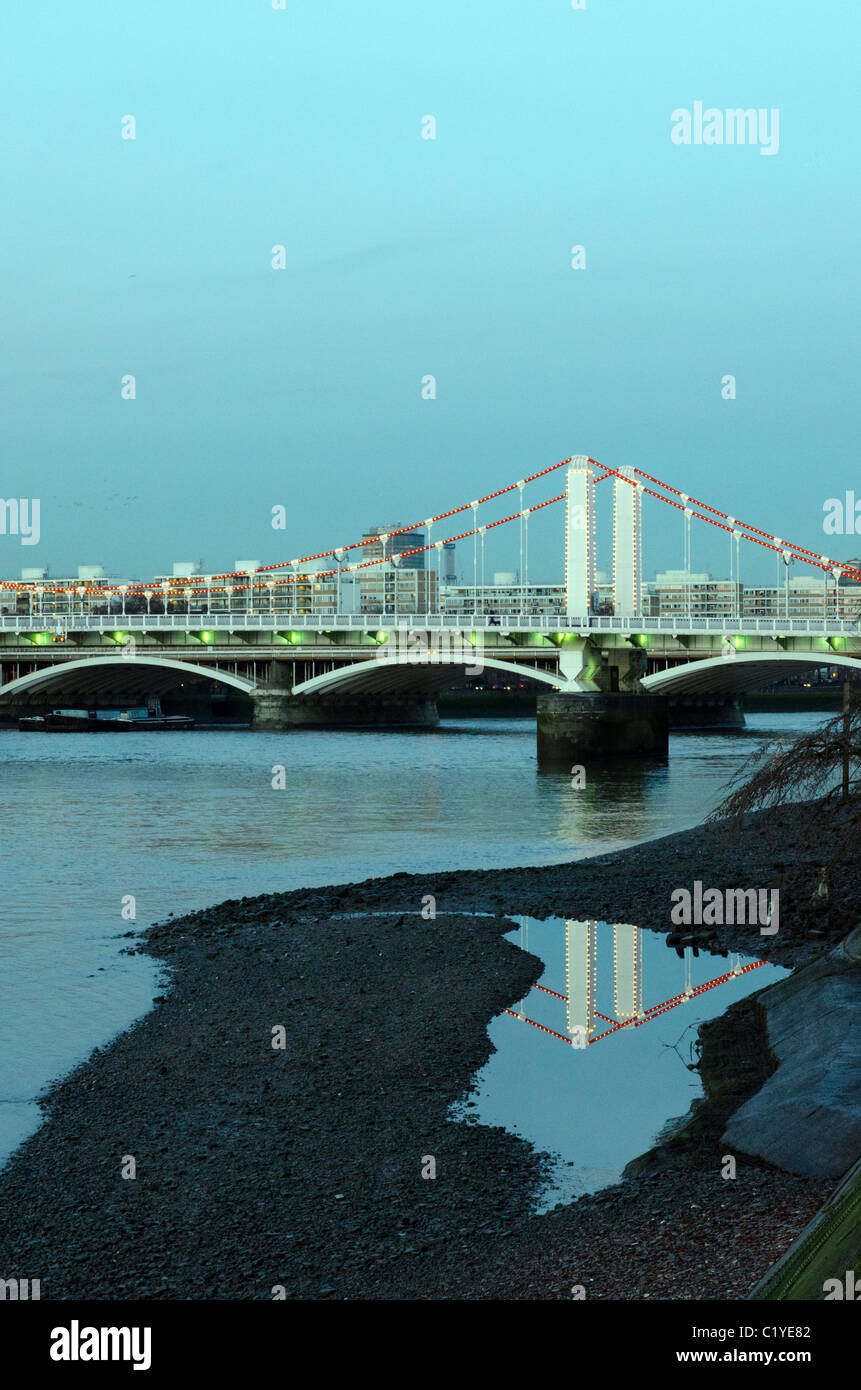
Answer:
[
  {"xmin": 0, "ymin": 713, "xmax": 819, "ymax": 1167},
  {"xmin": 458, "ymin": 916, "xmax": 786, "ymax": 1210}
]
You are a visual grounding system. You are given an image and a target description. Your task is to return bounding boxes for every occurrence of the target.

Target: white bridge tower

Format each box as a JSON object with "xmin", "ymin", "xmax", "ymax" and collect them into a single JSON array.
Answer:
[
  {"xmin": 612, "ymin": 466, "xmax": 642, "ymax": 618},
  {"xmin": 564, "ymin": 457, "xmax": 596, "ymax": 617}
]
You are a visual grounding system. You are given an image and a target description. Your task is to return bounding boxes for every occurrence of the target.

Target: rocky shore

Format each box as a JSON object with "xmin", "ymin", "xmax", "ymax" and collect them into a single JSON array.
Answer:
[{"xmin": 0, "ymin": 803, "xmax": 853, "ymax": 1300}]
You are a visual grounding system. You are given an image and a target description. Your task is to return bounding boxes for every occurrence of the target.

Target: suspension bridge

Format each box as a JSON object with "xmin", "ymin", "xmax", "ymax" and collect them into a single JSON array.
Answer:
[{"xmin": 1, "ymin": 455, "xmax": 858, "ymax": 758}]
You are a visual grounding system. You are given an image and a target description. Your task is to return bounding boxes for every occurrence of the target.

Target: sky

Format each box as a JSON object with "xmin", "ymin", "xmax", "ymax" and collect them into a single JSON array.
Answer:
[{"xmin": 2, "ymin": 0, "xmax": 860, "ymax": 588}]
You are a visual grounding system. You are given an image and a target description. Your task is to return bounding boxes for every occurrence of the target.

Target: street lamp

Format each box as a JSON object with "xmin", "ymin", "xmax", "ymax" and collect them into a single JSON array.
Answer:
[
  {"xmin": 434, "ymin": 541, "xmax": 444, "ymax": 615},
  {"xmin": 289, "ymin": 559, "xmax": 300, "ymax": 618},
  {"xmin": 377, "ymin": 534, "xmax": 390, "ymax": 616},
  {"xmin": 521, "ymin": 507, "xmax": 531, "ymax": 618},
  {"xmin": 780, "ymin": 551, "xmax": 792, "ymax": 622},
  {"xmin": 334, "ymin": 548, "xmax": 345, "ymax": 618},
  {"xmin": 832, "ymin": 566, "xmax": 843, "ymax": 624},
  {"xmin": 391, "ymin": 552, "xmax": 401, "ymax": 625},
  {"xmin": 820, "ymin": 556, "xmax": 831, "ymax": 625},
  {"xmin": 732, "ymin": 530, "xmax": 742, "ymax": 620},
  {"xmin": 470, "ymin": 500, "xmax": 479, "ymax": 616}
]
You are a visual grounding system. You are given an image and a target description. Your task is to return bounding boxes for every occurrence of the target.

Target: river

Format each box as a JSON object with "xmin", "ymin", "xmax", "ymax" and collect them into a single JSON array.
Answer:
[{"xmin": 0, "ymin": 711, "xmax": 822, "ymax": 1168}]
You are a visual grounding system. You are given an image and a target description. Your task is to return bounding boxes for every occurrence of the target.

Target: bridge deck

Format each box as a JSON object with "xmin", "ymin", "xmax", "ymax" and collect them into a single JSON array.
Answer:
[{"xmin": 1, "ymin": 613, "xmax": 859, "ymax": 636}]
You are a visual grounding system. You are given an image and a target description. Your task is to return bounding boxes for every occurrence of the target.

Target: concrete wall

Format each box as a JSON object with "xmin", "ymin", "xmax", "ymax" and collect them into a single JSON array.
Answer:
[{"xmin": 536, "ymin": 692, "xmax": 669, "ymax": 765}]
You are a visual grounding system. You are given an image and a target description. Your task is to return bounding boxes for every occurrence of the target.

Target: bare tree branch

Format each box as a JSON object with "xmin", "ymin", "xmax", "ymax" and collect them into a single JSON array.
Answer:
[{"xmin": 707, "ymin": 692, "xmax": 861, "ymax": 861}]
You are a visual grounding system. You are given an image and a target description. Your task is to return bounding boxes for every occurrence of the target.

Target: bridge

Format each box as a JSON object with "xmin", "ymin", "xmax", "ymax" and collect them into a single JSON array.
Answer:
[{"xmin": 2, "ymin": 455, "xmax": 859, "ymax": 759}]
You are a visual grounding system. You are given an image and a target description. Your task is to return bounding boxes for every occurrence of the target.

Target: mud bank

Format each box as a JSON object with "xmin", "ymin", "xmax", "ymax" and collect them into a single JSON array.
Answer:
[{"xmin": 0, "ymin": 803, "xmax": 852, "ymax": 1300}]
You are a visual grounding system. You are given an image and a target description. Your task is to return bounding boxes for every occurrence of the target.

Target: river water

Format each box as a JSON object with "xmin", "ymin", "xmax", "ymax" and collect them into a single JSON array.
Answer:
[
  {"xmin": 457, "ymin": 915, "xmax": 785, "ymax": 1208},
  {"xmin": 0, "ymin": 712, "xmax": 820, "ymax": 1170}
]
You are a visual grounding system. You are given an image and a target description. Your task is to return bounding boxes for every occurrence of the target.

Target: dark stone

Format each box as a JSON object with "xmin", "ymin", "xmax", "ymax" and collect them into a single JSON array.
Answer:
[
  {"xmin": 536, "ymin": 692, "xmax": 669, "ymax": 765},
  {"xmin": 252, "ymin": 689, "xmax": 438, "ymax": 730}
]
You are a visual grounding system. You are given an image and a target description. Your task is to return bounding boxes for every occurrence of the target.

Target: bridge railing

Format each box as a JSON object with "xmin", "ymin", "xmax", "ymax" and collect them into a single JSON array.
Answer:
[{"xmin": 0, "ymin": 613, "xmax": 859, "ymax": 636}]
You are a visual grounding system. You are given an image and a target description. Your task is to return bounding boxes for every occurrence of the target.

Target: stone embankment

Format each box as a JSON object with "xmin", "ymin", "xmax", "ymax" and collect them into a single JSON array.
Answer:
[{"xmin": 724, "ymin": 926, "xmax": 861, "ymax": 1179}]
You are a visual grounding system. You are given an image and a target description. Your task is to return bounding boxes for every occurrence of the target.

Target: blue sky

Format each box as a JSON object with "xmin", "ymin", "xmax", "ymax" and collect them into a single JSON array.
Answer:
[{"xmin": 2, "ymin": 0, "xmax": 859, "ymax": 585}]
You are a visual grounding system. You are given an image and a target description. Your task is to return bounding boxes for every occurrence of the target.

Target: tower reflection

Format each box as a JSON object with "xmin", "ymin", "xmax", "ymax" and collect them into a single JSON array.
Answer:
[{"xmin": 508, "ymin": 920, "xmax": 763, "ymax": 1047}]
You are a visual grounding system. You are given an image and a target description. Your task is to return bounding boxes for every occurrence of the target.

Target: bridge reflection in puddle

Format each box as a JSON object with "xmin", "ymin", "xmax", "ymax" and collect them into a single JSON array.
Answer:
[
  {"xmin": 511, "ymin": 919, "xmax": 765, "ymax": 1047},
  {"xmin": 456, "ymin": 917, "xmax": 786, "ymax": 1211}
]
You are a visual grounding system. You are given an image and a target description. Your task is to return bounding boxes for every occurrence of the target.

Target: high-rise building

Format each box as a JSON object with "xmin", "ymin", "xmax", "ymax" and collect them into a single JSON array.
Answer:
[
  {"xmin": 360, "ymin": 525, "xmax": 425, "ymax": 569},
  {"xmin": 358, "ymin": 563, "xmax": 437, "ymax": 615},
  {"xmin": 357, "ymin": 525, "xmax": 427, "ymax": 613},
  {"xmin": 648, "ymin": 570, "xmax": 742, "ymax": 620},
  {"xmin": 442, "ymin": 540, "xmax": 456, "ymax": 582}
]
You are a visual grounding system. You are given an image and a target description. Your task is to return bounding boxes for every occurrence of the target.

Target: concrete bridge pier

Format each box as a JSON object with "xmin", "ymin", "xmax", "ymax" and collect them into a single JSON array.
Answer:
[
  {"xmin": 668, "ymin": 694, "xmax": 745, "ymax": 728},
  {"xmin": 251, "ymin": 661, "xmax": 439, "ymax": 731},
  {"xmin": 536, "ymin": 691, "xmax": 669, "ymax": 767},
  {"xmin": 250, "ymin": 659, "xmax": 293, "ymax": 730}
]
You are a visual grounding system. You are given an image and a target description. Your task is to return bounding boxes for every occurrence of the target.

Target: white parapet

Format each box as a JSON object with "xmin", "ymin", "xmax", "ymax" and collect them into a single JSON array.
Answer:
[{"xmin": 565, "ymin": 457, "xmax": 595, "ymax": 617}]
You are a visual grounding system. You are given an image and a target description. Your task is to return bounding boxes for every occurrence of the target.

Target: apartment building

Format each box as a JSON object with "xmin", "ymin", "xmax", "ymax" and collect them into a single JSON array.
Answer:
[{"xmin": 441, "ymin": 575, "xmax": 565, "ymax": 616}]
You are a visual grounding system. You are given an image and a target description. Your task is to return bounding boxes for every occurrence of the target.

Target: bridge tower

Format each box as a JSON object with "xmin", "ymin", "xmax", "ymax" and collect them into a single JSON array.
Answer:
[
  {"xmin": 565, "ymin": 919, "xmax": 597, "ymax": 1045},
  {"xmin": 612, "ymin": 467, "xmax": 642, "ymax": 618},
  {"xmin": 613, "ymin": 923, "xmax": 643, "ymax": 1022},
  {"xmin": 564, "ymin": 457, "xmax": 595, "ymax": 616}
]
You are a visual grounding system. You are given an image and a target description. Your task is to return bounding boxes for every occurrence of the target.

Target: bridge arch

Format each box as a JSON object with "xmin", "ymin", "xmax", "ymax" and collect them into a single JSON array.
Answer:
[
  {"xmin": 292, "ymin": 654, "xmax": 566, "ymax": 697},
  {"xmin": 0, "ymin": 655, "xmax": 256, "ymax": 702},
  {"xmin": 641, "ymin": 650, "xmax": 861, "ymax": 696}
]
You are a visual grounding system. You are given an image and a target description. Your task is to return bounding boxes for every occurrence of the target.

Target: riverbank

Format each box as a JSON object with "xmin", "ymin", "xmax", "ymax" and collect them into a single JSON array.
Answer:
[
  {"xmin": 436, "ymin": 689, "xmax": 845, "ymax": 720},
  {"xmin": 0, "ymin": 801, "xmax": 853, "ymax": 1300}
]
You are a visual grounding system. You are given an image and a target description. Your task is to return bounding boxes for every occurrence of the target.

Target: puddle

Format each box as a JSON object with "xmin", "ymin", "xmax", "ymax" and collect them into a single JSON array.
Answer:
[{"xmin": 453, "ymin": 917, "xmax": 786, "ymax": 1212}]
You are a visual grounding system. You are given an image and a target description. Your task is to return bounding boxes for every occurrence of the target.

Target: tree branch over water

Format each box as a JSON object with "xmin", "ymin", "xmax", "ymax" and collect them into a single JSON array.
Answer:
[{"xmin": 707, "ymin": 685, "xmax": 861, "ymax": 872}]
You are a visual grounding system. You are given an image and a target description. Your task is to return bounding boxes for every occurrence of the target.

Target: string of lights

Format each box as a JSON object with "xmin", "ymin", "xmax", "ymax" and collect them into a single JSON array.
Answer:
[
  {"xmin": 514, "ymin": 958, "xmax": 765, "ymax": 1048},
  {"xmin": 6, "ymin": 454, "xmax": 859, "ymax": 600}
]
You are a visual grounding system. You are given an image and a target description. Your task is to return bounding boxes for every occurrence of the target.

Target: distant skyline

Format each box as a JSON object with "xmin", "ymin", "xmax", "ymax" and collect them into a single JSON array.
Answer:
[{"xmin": 3, "ymin": 1, "xmax": 860, "ymax": 587}]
